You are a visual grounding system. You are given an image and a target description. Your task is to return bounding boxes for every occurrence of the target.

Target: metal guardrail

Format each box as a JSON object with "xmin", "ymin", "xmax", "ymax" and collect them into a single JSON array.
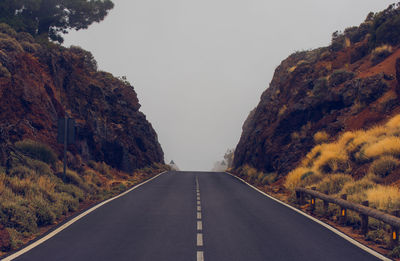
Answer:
[{"xmin": 295, "ymin": 187, "xmax": 400, "ymax": 247}]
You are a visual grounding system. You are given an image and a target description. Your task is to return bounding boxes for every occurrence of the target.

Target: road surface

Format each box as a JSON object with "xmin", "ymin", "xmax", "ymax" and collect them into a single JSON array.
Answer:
[{"xmin": 8, "ymin": 171, "xmax": 382, "ymax": 261}]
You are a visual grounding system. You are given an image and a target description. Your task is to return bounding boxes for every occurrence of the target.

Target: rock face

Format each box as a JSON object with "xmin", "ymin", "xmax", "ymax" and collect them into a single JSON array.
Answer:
[
  {"xmin": 234, "ymin": 6, "xmax": 400, "ymax": 175},
  {"xmin": 0, "ymin": 25, "xmax": 164, "ymax": 172}
]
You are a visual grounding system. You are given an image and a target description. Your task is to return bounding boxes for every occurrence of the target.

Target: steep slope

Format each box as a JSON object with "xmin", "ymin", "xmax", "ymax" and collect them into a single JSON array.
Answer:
[
  {"xmin": 0, "ymin": 24, "xmax": 164, "ymax": 172},
  {"xmin": 234, "ymin": 4, "xmax": 400, "ymax": 176}
]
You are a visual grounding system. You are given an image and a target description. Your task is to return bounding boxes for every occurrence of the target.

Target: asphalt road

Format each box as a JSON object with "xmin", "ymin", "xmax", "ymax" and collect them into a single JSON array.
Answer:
[{"xmin": 9, "ymin": 171, "xmax": 382, "ymax": 261}]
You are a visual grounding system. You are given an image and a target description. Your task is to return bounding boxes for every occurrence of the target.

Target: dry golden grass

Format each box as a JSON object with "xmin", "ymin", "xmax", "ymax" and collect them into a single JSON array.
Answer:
[
  {"xmin": 312, "ymin": 143, "xmax": 349, "ymax": 174},
  {"xmin": 369, "ymin": 155, "xmax": 400, "ymax": 177},
  {"xmin": 287, "ymin": 113, "xmax": 400, "ymax": 213},
  {"xmin": 341, "ymin": 178, "xmax": 376, "ymax": 196},
  {"xmin": 313, "ymin": 131, "xmax": 330, "ymax": 144},
  {"xmin": 284, "ymin": 167, "xmax": 312, "ymax": 190},
  {"xmin": 316, "ymin": 174, "xmax": 353, "ymax": 195},
  {"xmin": 364, "ymin": 136, "xmax": 400, "ymax": 158},
  {"xmin": 386, "ymin": 114, "xmax": 400, "ymax": 129},
  {"xmin": 366, "ymin": 185, "xmax": 400, "ymax": 211},
  {"xmin": 372, "ymin": 44, "xmax": 393, "ymax": 55}
]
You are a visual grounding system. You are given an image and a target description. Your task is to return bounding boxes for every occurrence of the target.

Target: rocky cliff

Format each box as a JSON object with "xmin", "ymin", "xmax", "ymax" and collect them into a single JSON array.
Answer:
[
  {"xmin": 234, "ymin": 4, "xmax": 400, "ymax": 176},
  {"xmin": 0, "ymin": 23, "xmax": 164, "ymax": 172}
]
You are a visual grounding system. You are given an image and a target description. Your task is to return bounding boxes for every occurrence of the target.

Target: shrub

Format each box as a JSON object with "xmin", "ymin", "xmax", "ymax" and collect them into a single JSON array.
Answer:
[
  {"xmin": 16, "ymin": 32, "xmax": 35, "ymax": 43},
  {"xmin": 371, "ymin": 45, "xmax": 393, "ymax": 65},
  {"xmin": 56, "ymin": 183, "xmax": 84, "ymax": 202},
  {"xmin": 0, "ymin": 38, "xmax": 23, "ymax": 52},
  {"xmin": 316, "ymin": 174, "xmax": 353, "ymax": 195},
  {"xmin": 15, "ymin": 140, "xmax": 57, "ymax": 165},
  {"xmin": 0, "ymin": 23, "xmax": 17, "ymax": 38},
  {"xmin": 341, "ymin": 178, "xmax": 376, "ymax": 196},
  {"xmin": 366, "ymin": 229, "xmax": 388, "ymax": 245},
  {"xmin": 329, "ymin": 70, "xmax": 355, "ymax": 86},
  {"xmin": 32, "ymin": 198, "xmax": 56, "ymax": 226},
  {"xmin": 9, "ymin": 166, "xmax": 34, "ymax": 178},
  {"xmin": 20, "ymin": 41, "xmax": 40, "ymax": 53},
  {"xmin": 369, "ymin": 156, "xmax": 400, "ymax": 178},
  {"xmin": 69, "ymin": 45, "xmax": 98, "ymax": 71},
  {"xmin": 364, "ymin": 136, "xmax": 400, "ymax": 158},
  {"xmin": 284, "ymin": 167, "xmax": 311, "ymax": 190},
  {"xmin": 261, "ymin": 173, "xmax": 278, "ymax": 185},
  {"xmin": 313, "ymin": 131, "xmax": 330, "ymax": 144},
  {"xmin": 0, "ymin": 63, "xmax": 10, "ymax": 78},
  {"xmin": 314, "ymin": 150, "xmax": 349, "ymax": 174},
  {"xmin": 0, "ymin": 200, "xmax": 37, "ymax": 233}
]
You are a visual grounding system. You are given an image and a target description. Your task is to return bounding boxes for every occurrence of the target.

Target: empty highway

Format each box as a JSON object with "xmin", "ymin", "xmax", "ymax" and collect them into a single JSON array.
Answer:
[{"xmin": 6, "ymin": 171, "xmax": 384, "ymax": 261}]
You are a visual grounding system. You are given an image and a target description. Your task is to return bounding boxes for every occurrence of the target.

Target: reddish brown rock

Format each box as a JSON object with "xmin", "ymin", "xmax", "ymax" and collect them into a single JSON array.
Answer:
[{"xmin": 0, "ymin": 28, "xmax": 164, "ymax": 172}]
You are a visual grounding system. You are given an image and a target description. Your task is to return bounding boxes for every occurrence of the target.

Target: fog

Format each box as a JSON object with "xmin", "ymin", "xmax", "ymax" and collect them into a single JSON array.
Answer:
[{"xmin": 63, "ymin": 0, "xmax": 395, "ymax": 170}]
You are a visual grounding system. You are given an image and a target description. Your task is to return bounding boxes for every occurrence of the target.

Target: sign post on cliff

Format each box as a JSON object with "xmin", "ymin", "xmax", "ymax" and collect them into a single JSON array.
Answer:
[{"xmin": 57, "ymin": 117, "xmax": 75, "ymax": 182}]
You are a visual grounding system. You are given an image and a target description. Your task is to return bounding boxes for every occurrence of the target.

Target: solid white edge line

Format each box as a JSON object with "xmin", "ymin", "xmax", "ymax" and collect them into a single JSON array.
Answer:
[
  {"xmin": 2, "ymin": 171, "xmax": 168, "ymax": 261},
  {"xmin": 224, "ymin": 172, "xmax": 391, "ymax": 261}
]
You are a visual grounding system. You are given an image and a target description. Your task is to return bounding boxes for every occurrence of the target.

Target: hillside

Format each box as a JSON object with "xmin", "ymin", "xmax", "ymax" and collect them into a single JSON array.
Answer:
[
  {"xmin": 234, "ymin": 3, "xmax": 400, "ymax": 178},
  {"xmin": 0, "ymin": 23, "xmax": 167, "ymax": 253},
  {"xmin": 0, "ymin": 24, "xmax": 164, "ymax": 171}
]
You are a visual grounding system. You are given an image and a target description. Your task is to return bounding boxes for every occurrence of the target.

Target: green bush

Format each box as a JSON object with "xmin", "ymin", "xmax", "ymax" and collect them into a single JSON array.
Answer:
[
  {"xmin": 16, "ymin": 32, "xmax": 35, "ymax": 43},
  {"xmin": 0, "ymin": 38, "xmax": 23, "ymax": 52},
  {"xmin": 370, "ymin": 45, "xmax": 393, "ymax": 65},
  {"xmin": 316, "ymin": 174, "xmax": 353, "ymax": 194},
  {"xmin": 15, "ymin": 140, "xmax": 57, "ymax": 165},
  {"xmin": 0, "ymin": 23, "xmax": 17, "ymax": 38},
  {"xmin": 9, "ymin": 166, "xmax": 33, "ymax": 178},
  {"xmin": 0, "ymin": 200, "xmax": 37, "ymax": 233},
  {"xmin": 33, "ymin": 198, "xmax": 56, "ymax": 226},
  {"xmin": 330, "ymin": 70, "xmax": 355, "ymax": 87}
]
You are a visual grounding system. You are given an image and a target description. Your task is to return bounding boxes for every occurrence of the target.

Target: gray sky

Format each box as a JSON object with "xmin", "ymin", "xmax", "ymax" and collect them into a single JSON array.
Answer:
[{"xmin": 63, "ymin": 0, "xmax": 395, "ymax": 171}]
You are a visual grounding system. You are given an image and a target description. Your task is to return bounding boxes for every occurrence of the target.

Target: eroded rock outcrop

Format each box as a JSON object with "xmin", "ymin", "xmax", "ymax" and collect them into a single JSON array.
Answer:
[
  {"xmin": 0, "ymin": 25, "xmax": 164, "ymax": 172},
  {"xmin": 234, "ymin": 6, "xmax": 400, "ymax": 175}
]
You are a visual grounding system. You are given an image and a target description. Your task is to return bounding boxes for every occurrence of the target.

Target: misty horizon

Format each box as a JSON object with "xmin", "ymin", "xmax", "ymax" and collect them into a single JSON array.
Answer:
[{"xmin": 63, "ymin": 0, "xmax": 395, "ymax": 170}]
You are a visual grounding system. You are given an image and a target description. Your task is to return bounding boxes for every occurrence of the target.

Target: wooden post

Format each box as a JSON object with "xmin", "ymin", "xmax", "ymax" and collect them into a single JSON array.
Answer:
[
  {"xmin": 391, "ymin": 210, "xmax": 400, "ymax": 248},
  {"xmin": 296, "ymin": 191, "xmax": 304, "ymax": 205},
  {"xmin": 391, "ymin": 226, "xmax": 399, "ymax": 248},
  {"xmin": 323, "ymin": 190, "xmax": 329, "ymax": 217},
  {"xmin": 360, "ymin": 201, "xmax": 369, "ymax": 235},
  {"xmin": 310, "ymin": 187, "xmax": 316, "ymax": 213},
  {"xmin": 339, "ymin": 194, "xmax": 347, "ymax": 225}
]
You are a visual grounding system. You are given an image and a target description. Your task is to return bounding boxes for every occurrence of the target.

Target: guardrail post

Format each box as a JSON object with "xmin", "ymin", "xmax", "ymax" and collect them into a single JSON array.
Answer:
[
  {"xmin": 323, "ymin": 190, "xmax": 329, "ymax": 216},
  {"xmin": 296, "ymin": 190, "xmax": 305, "ymax": 205},
  {"xmin": 391, "ymin": 210, "xmax": 400, "ymax": 248},
  {"xmin": 339, "ymin": 194, "xmax": 347, "ymax": 225},
  {"xmin": 310, "ymin": 187, "xmax": 316, "ymax": 213},
  {"xmin": 391, "ymin": 226, "xmax": 399, "ymax": 248},
  {"xmin": 360, "ymin": 201, "xmax": 369, "ymax": 235}
]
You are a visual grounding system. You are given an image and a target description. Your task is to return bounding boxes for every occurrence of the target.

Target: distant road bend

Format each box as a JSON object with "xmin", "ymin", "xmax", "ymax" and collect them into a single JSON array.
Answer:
[{"xmin": 6, "ymin": 171, "xmax": 386, "ymax": 261}]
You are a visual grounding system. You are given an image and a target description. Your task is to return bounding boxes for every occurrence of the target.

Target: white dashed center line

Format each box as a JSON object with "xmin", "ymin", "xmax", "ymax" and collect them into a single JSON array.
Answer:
[
  {"xmin": 195, "ymin": 176, "xmax": 204, "ymax": 261},
  {"xmin": 197, "ymin": 233, "xmax": 204, "ymax": 246},
  {"xmin": 197, "ymin": 221, "xmax": 203, "ymax": 230}
]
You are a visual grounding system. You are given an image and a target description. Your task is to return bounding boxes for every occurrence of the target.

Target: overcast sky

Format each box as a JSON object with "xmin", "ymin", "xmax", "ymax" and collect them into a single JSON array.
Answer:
[{"xmin": 63, "ymin": 0, "xmax": 395, "ymax": 171}]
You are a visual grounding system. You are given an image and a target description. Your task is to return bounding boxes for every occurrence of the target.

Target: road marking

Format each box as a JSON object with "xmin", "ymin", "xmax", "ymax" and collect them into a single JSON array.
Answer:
[
  {"xmin": 197, "ymin": 221, "xmax": 203, "ymax": 231},
  {"xmin": 3, "ymin": 171, "xmax": 168, "ymax": 261},
  {"xmin": 197, "ymin": 251, "xmax": 204, "ymax": 261},
  {"xmin": 197, "ymin": 212, "xmax": 202, "ymax": 219},
  {"xmin": 224, "ymin": 172, "xmax": 390, "ymax": 261},
  {"xmin": 197, "ymin": 206, "xmax": 201, "ymax": 211},
  {"xmin": 197, "ymin": 233, "xmax": 203, "ymax": 246}
]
